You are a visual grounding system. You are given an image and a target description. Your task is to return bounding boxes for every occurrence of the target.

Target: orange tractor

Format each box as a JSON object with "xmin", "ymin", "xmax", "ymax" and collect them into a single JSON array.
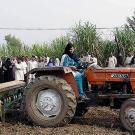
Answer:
[{"xmin": 0, "ymin": 65, "xmax": 135, "ymax": 131}]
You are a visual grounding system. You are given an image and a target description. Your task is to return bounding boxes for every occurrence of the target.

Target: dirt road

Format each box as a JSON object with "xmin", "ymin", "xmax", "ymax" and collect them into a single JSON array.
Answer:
[{"xmin": 0, "ymin": 107, "xmax": 131, "ymax": 135}]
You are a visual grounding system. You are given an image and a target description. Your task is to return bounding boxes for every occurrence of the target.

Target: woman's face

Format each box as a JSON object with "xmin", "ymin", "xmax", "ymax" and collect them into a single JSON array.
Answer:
[{"xmin": 69, "ymin": 47, "xmax": 74, "ymax": 54}]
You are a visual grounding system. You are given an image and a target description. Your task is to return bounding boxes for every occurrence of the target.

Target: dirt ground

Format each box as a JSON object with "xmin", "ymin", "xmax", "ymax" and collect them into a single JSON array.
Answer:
[{"xmin": 0, "ymin": 106, "xmax": 132, "ymax": 135}]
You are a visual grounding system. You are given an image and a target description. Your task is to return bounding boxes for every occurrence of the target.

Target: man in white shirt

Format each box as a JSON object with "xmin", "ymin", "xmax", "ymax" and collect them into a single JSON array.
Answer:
[
  {"xmin": 55, "ymin": 58, "xmax": 60, "ymax": 66},
  {"xmin": 27, "ymin": 56, "xmax": 38, "ymax": 82},
  {"xmin": 38, "ymin": 57, "xmax": 45, "ymax": 68},
  {"xmin": 11, "ymin": 57, "xmax": 18, "ymax": 80},
  {"xmin": 0, "ymin": 58, "xmax": 4, "ymax": 83},
  {"xmin": 124, "ymin": 52, "xmax": 133, "ymax": 67},
  {"xmin": 21, "ymin": 57, "xmax": 28, "ymax": 75},
  {"xmin": 15, "ymin": 59, "xmax": 24, "ymax": 80},
  {"xmin": 0, "ymin": 58, "xmax": 2, "ymax": 68},
  {"xmin": 90, "ymin": 53, "xmax": 97, "ymax": 67},
  {"xmin": 27, "ymin": 56, "xmax": 38, "ymax": 71},
  {"xmin": 108, "ymin": 53, "xmax": 117, "ymax": 68},
  {"xmin": 83, "ymin": 52, "xmax": 91, "ymax": 63},
  {"xmin": 44, "ymin": 53, "xmax": 50, "ymax": 66}
]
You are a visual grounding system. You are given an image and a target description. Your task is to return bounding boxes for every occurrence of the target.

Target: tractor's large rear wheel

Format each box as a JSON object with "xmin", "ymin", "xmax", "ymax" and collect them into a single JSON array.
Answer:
[
  {"xmin": 23, "ymin": 75, "xmax": 77, "ymax": 127},
  {"xmin": 120, "ymin": 98, "xmax": 135, "ymax": 131}
]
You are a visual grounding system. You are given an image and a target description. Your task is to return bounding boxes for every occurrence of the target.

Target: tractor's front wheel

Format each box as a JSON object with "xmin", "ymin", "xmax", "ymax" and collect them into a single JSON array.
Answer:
[
  {"xmin": 120, "ymin": 98, "xmax": 135, "ymax": 131},
  {"xmin": 23, "ymin": 75, "xmax": 77, "ymax": 127}
]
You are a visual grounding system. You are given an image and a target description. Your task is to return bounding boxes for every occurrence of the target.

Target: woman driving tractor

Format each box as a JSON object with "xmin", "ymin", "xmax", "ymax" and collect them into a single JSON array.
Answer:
[{"xmin": 60, "ymin": 42, "xmax": 86, "ymax": 100}]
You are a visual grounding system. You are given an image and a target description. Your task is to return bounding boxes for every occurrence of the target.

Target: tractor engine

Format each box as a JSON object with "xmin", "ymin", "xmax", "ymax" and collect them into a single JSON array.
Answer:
[
  {"xmin": 91, "ymin": 82, "xmax": 132, "ymax": 95},
  {"xmin": 85, "ymin": 66, "xmax": 134, "ymax": 95}
]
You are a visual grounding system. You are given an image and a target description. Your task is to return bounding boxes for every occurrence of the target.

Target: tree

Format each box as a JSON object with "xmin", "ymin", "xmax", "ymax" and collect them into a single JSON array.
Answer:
[
  {"xmin": 127, "ymin": 11, "xmax": 135, "ymax": 32},
  {"xmin": 5, "ymin": 34, "xmax": 22, "ymax": 49}
]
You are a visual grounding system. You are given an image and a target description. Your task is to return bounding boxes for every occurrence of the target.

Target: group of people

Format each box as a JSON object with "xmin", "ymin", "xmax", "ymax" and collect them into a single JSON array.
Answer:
[
  {"xmin": 79, "ymin": 52, "xmax": 98, "ymax": 67},
  {"xmin": 0, "ymin": 55, "xmax": 60, "ymax": 83},
  {"xmin": 78, "ymin": 51, "xmax": 135, "ymax": 68},
  {"xmin": 107, "ymin": 52, "xmax": 135, "ymax": 68}
]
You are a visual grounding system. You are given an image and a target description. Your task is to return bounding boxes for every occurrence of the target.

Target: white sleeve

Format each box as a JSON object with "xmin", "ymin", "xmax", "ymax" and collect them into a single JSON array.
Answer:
[
  {"xmin": 0, "ymin": 61, "xmax": 2, "ymax": 68},
  {"xmin": 15, "ymin": 63, "xmax": 21, "ymax": 70},
  {"xmin": 114, "ymin": 57, "xmax": 117, "ymax": 65},
  {"xmin": 27, "ymin": 61, "xmax": 31, "ymax": 72},
  {"xmin": 60, "ymin": 54, "xmax": 67, "ymax": 66}
]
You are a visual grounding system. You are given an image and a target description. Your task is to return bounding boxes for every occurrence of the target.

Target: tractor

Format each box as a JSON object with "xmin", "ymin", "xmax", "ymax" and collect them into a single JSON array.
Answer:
[{"xmin": 0, "ymin": 65, "xmax": 135, "ymax": 131}]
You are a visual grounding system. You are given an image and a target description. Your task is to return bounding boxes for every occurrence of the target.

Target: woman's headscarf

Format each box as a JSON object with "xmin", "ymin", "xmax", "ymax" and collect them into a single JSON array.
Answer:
[
  {"xmin": 64, "ymin": 42, "xmax": 79, "ymax": 62},
  {"xmin": 3, "ymin": 58, "xmax": 12, "ymax": 69}
]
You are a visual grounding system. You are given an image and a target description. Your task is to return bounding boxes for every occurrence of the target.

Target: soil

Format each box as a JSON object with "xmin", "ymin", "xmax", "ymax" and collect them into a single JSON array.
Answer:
[{"xmin": 0, "ymin": 106, "xmax": 132, "ymax": 135}]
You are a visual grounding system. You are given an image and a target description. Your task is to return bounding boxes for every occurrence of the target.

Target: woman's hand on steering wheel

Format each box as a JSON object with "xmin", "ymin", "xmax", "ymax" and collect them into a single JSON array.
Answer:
[{"xmin": 70, "ymin": 66, "xmax": 77, "ymax": 70}]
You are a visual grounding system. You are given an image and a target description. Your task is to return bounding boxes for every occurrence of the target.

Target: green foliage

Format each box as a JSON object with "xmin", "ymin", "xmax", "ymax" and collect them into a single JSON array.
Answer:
[
  {"xmin": 19, "ymin": 45, "xmax": 31, "ymax": 56},
  {"xmin": 5, "ymin": 34, "xmax": 22, "ymax": 49},
  {"xmin": 100, "ymin": 40, "xmax": 116, "ymax": 66},
  {"xmin": 0, "ymin": 45, "xmax": 8, "ymax": 57},
  {"xmin": 72, "ymin": 22, "xmax": 107, "ymax": 66},
  {"xmin": 0, "ymin": 35, "xmax": 69, "ymax": 59},
  {"xmin": 127, "ymin": 11, "xmax": 135, "ymax": 32},
  {"xmin": 114, "ymin": 27, "xmax": 135, "ymax": 59},
  {"xmin": 30, "ymin": 43, "xmax": 49, "ymax": 57},
  {"xmin": 49, "ymin": 36, "xmax": 69, "ymax": 58},
  {"xmin": 72, "ymin": 22, "xmax": 97, "ymax": 54}
]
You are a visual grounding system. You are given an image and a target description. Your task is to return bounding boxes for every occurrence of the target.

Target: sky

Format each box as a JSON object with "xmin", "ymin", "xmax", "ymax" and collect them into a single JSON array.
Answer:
[{"xmin": 0, "ymin": 0, "xmax": 135, "ymax": 45}]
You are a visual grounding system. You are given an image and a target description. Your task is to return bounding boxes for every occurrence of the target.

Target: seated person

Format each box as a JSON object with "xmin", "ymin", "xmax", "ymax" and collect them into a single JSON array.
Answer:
[{"xmin": 60, "ymin": 42, "xmax": 86, "ymax": 100}]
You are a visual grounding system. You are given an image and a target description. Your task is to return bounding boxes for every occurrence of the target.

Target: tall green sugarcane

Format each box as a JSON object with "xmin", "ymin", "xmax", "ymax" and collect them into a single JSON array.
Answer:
[
  {"xmin": 72, "ymin": 22, "xmax": 97, "ymax": 54},
  {"xmin": 50, "ymin": 36, "xmax": 69, "ymax": 59},
  {"xmin": 114, "ymin": 26, "xmax": 135, "ymax": 61}
]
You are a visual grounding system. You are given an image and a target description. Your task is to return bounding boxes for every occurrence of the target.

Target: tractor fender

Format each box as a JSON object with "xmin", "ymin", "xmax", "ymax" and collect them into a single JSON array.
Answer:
[{"xmin": 24, "ymin": 67, "xmax": 78, "ymax": 96}]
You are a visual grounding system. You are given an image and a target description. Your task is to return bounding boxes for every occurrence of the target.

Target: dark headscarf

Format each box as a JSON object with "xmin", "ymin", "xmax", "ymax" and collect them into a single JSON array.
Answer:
[
  {"xmin": 64, "ymin": 43, "xmax": 74, "ymax": 58},
  {"xmin": 64, "ymin": 42, "xmax": 79, "ymax": 62},
  {"xmin": 3, "ymin": 58, "xmax": 12, "ymax": 69}
]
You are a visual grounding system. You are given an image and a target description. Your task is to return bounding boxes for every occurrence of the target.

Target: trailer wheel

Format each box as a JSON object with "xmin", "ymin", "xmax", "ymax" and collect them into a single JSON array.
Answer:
[
  {"xmin": 23, "ymin": 75, "xmax": 77, "ymax": 127},
  {"xmin": 120, "ymin": 98, "xmax": 135, "ymax": 131}
]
